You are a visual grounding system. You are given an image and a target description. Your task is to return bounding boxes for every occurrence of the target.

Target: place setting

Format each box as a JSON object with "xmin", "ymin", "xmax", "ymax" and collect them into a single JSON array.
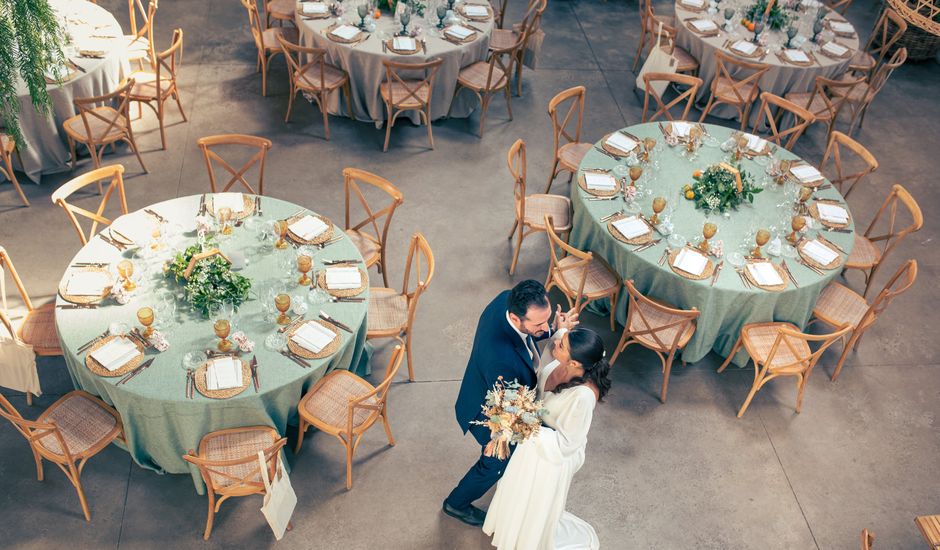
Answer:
[
  {"xmin": 817, "ymin": 39, "xmax": 852, "ymax": 60},
  {"xmin": 284, "ymin": 210, "xmax": 335, "ymax": 246},
  {"xmin": 442, "ymin": 23, "xmax": 478, "ymax": 44},
  {"xmin": 325, "ymin": 22, "xmax": 368, "ymax": 44},
  {"xmin": 776, "ymin": 48, "xmax": 817, "ymax": 66},
  {"xmin": 685, "ymin": 17, "xmax": 722, "ymax": 37},
  {"xmin": 579, "ymin": 170, "xmax": 622, "ymax": 197},
  {"xmin": 298, "ymin": 1, "xmax": 331, "ymax": 19},
  {"xmin": 809, "ymin": 198, "xmax": 851, "ymax": 229},
  {"xmin": 456, "ymin": 2, "xmax": 492, "ymax": 22}
]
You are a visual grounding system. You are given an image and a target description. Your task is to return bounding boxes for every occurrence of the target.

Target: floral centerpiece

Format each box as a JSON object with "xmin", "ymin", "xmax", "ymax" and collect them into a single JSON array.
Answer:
[
  {"xmin": 471, "ymin": 377, "xmax": 547, "ymax": 460},
  {"xmin": 166, "ymin": 244, "xmax": 251, "ymax": 316},
  {"xmin": 744, "ymin": 0, "xmax": 792, "ymax": 30},
  {"xmin": 684, "ymin": 164, "xmax": 762, "ymax": 213}
]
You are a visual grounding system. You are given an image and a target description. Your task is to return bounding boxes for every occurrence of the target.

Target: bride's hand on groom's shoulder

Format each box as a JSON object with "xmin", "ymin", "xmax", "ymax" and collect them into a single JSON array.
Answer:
[{"xmin": 553, "ymin": 305, "xmax": 580, "ymax": 332}]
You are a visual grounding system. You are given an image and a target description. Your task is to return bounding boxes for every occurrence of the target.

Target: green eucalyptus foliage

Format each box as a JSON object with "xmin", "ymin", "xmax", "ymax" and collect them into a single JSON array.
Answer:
[
  {"xmin": 690, "ymin": 164, "xmax": 762, "ymax": 213},
  {"xmin": 167, "ymin": 244, "xmax": 252, "ymax": 316},
  {"xmin": 745, "ymin": 0, "xmax": 792, "ymax": 30}
]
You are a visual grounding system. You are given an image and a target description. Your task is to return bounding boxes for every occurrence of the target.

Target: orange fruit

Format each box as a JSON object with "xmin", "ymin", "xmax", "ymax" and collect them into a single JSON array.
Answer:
[
  {"xmin": 740, "ymin": 18, "xmax": 749, "ymax": 25},
  {"xmin": 747, "ymin": 22, "xmax": 755, "ymax": 32},
  {"xmin": 692, "ymin": 170, "xmax": 702, "ymax": 178},
  {"xmin": 685, "ymin": 190, "xmax": 695, "ymax": 200}
]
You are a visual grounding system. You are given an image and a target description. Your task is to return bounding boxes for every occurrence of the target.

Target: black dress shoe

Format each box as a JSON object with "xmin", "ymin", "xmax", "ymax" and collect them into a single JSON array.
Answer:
[{"xmin": 442, "ymin": 501, "xmax": 486, "ymax": 526}]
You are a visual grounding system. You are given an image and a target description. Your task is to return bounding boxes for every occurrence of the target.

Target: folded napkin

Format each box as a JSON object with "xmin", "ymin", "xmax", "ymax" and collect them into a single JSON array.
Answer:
[
  {"xmin": 393, "ymin": 36, "xmax": 416, "ymax": 50},
  {"xmin": 785, "ymin": 49, "xmax": 810, "ymax": 63},
  {"xmin": 446, "ymin": 25, "xmax": 474, "ymax": 40},
  {"xmin": 801, "ymin": 239, "xmax": 839, "ymax": 265},
  {"xmin": 206, "ymin": 357, "xmax": 242, "ymax": 391},
  {"xmin": 290, "ymin": 322, "xmax": 337, "ymax": 353},
  {"xmin": 612, "ymin": 216, "xmax": 650, "ymax": 239},
  {"xmin": 111, "ymin": 213, "xmax": 157, "ymax": 245},
  {"xmin": 732, "ymin": 40, "xmax": 757, "ymax": 56},
  {"xmin": 682, "ymin": 0, "xmax": 705, "ymax": 7},
  {"xmin": 605, "ymin": 132, "xmax": 637, "ymax": 153},
  {"xmin": 332, "ymin": 24, "xmax": 361, "ymax": 40},
  {"xmin": 213, "ymin": 192, "xmax": 244, "ymax": 214},
  {"xmin": 325, "ymin": 267, "xmax": 361, "ymax": 289},
  {"xmin": 91, "ymin": 337, "xmax": 139, "ymax": 372},
  {"xmin": 66, "ymin": 270, "xmax": 111, "ymax": 296},
  {"xmin": 289, "ymin": 215, "xmax": 329, "ymax": 241},
  {"xmin": 672, "ymin": 121, "xmax": 692, "ymax": 138},
  {"xmin": 463, "ymin": 4, "xmax": 489, "ymax": 16},
  {"xmin": 822, "ymin": 42, "xmax": 848, "ymax": 56},
  {"xmin": 790, "ymin": 164, "xmax": 822, "ymax": 183},
  {"xmin": 816, "ymin": 202, "xmax": 849, "ymax": 224},
  {"xmin": 830, "ymin": 21, "xmax": 854, "ymax": 34},
  {"xmin": 691, "ymin": 19, "xmax": 718, "ymax": 32},
  {"xmin": 747, "ymin": 262, "xmax": 783, "ymax": 286},
  {"xmin": 302, "ymin": 2, "xmax": 328, "ymax": 13},
  {"xmin": 584, "ymin": 172, "xmax": 617, "ymax": 190},
  {"xmin": 674, "ymin": 248, "xmax": 707, "ymax": 276},
  {"xmin": 745, "ymin": 133, "xmax": 766, "ymax": 152}
]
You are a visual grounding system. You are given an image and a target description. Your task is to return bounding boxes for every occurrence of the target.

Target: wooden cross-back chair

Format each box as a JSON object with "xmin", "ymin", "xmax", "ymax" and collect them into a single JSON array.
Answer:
[
  {"xmin": 241, "ymin": 0, "xmax": 297, "ymax": 96},
  {"xmin": 453, "ymin": 31, "xmax": 525, "ymax": 138},
  {"xmin": 507, "ymin": 138, "xmax": 571, "ymax": 275},
  {"xmin": 0, "ymin": 246, "xmax": 61, "ymax": 357},
  {"xmin": 51, "ymin": 164, "xmax": 128, "ymax": 246},
  {"xmin": 380, "ymin": 58, "xmax": 443, "ymax": 152},
  {"xmin": 491, "ymin": 0, "xmax": 511, "ymax": 28},
  {"xmin": 62, "ymin": 79, "xmax": 148, "ymax": 174},
  {"xmin": 657, "ymin": 22, "xmax": 701, "ymax": 77},
  {"xmin": 544, "ymin": 86, "xmax": 589, "ymax": 194},
  {"xmin": 611, "ymin": 279, "xmax": 699, "ymax": 403},
  {"xmin": 125, "ymin": 0, "xmax": 158, "ymax": 69},
  {"xmin": 262, "ymin": 0, "xmax": 295, "ymax": 28},
  {"xmin": 0, "ymin": 391, "xmax": 123, "ymax": 521},
  {"xmin": 489, "ymin": 0, "xmax": 545, "ymax": 96},
  {"xmin": 784, "ymin": 75, "xmax": 864, "ymax": 143},
  {"xmin": 642, "ymin": 72, "xmax": 703, "ymax": 123},
  {"xmin": 367, "ymin": 233, "xmax": 435, "ymax": 381},
  {"xmin": 825, "ymin": 0, "xmax": 853, "ymax": 14},
  {"xmin": 850, "ymin": 8, "xmax": 907, "ymax": 77},
  {"xmin": 543, "ymin": 215, "xmax": 620, "ymax": 331},
  {"xmin": 295, "ymin": 345, "xmax": 405, "ymax": 489},
  {"xmin": 278, "ymin": 35, "xmax": 353, "ymax": 140},
  {"xmin": 699, "ymin": 50, "xmax": 768, "ymax": 129},
  {"xmin": 183, "ymin": 427, "xmax": 287, "ymax": 539},
  {"xmin": 196, "ymin": 134, "xmax": 273, "ymax": 195},
  {"xmin": 129, "ymin": 28, "xmax": 187, "ymax": 150},
  {"xmin": 343, "ymin": 168, "xmax": 404, "ymax": 288},
  {"xmin": 718, "ymin": 322, "xmax": 851, "ymax": 417},
  {"xmin": 811, "ymin": 259, "xmax": 917, "ymax": 381},
  {"xmin": 633, "ymin": 0, "xmax": 676, "ymax": 71},
  {"xmin": 754, "ymin": 91, "xmax": 816, "ymax": 151},
  {"xmin": 819, "ymin": 131, "xmax": 878, "ymax": 199},
  {"xmin": 844, "ymin": 183, "xmax": 921, "ymax": 297},
  {"xmin": 0, "ymin": 133, "xmax": 27, "ymax": 206},
  {"xmin": 860, "ymin": 529, "xmax": 875, "ymax": 549},
  {"xmin": 839, "ymin": 47, "xmax": 907, "ymax": 136}
]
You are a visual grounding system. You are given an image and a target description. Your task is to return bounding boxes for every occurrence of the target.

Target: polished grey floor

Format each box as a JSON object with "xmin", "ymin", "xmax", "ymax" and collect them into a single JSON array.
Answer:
[{"xmin": 1, "ymin": 0, "xmax": 939, "ymax": 548}]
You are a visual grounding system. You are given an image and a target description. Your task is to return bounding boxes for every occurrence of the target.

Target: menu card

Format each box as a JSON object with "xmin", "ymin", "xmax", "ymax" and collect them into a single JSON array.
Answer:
[
  {"xmin": 746, "ymin": 262, "xmax": 784, "ymax": 286},
  {"xmin": 66, "ymin": 270, "xmax": 111, "ymax": 296},
  {"xmin": 205, "ymin": 357, "xmax": 242, "ymax": 390},
  {"xmin": 393, "ymin": 36, "xmax": 416, "ymax": 51},
  {"xmin": 612, "ymin": 216, "xmax": 650, "ymax": 239},
  {"xmin": 302, "ymin": 2, "xmax": 328, "ymax": 13},
  {"xmin": 325, "ymin": 267, "xmax": 361, "ymax": 289},
  {"xmin": 605, "ymin": 132, "xmax": 637, "ymax": 153},
  {"xmin": 446, "ymin": 25, "xmax": 474, "ymax": 40},
  {"xmin": 331, "ymin": 25, "xmax": 361, "ymax": 40},
  {"xmin": 816, "ymin": 202, "xmax": 849, "ymax": 224},
  {"xmin": 731, "ymin": 40, "xmax": 757, "ymax": 56},
  {"xmin": 290, "ymin": 322, "xmax": 337, "ymax": 353},
  {"xmin": 213, "ymin": 192, "xmax": 244, "ymax": 214}
]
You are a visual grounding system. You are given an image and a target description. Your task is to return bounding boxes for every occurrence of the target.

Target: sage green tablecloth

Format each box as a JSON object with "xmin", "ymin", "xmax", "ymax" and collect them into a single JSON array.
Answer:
[
  {"xmin": 570, "ymin": 122, "xmax": 855, "ymax": 366},
  {"xmin": 55, "ymin": 195, "xmax": 368, "ymax": 493}
]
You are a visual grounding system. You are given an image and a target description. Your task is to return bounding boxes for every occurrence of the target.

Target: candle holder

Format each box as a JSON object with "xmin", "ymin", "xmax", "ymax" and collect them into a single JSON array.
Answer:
[
  {"xmin": 297, "ymin": 253, "xmax": 313, "ymax": 286},
  {"xmin": 786, "ymin": 215, "xmax": 806, "ymax": 245},
  {"xmin": 650, "ymin": 197, "xmax": 666, "ymax": 226},
  {"xmin": 137, "ymin": 307, "xmax": 155, "ymax": 339},
  {"xmin": 214, "ymin": 318, "xmax": 233, "ymax": 352},
  {"xmin": 699, "ymin": 222, "xmax": 717, "ymax": 253},
  {"xmin": 117, "ymin": 259, "xmax": 136, "ymax": 292},
  {"xmin": 752, "ymin": 228, "xmax": 771, "ymax": 258},
  {"xmin": 275, "ymin": 293, "xmax": 292, "ymax": 325},
  {"xmin": 273, "ymin": 220, "xmax": 289, "ymax": 249}
]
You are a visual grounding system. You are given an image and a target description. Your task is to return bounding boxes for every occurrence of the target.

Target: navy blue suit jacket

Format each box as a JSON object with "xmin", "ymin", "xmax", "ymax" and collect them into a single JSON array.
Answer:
[{"xmin": 454, "ymin": 290, "xmax": 546, "ymax": 435}]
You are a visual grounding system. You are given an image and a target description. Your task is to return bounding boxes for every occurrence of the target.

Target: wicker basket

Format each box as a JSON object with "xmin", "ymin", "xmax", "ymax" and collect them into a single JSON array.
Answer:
[{"xmin": 884, "ymin": 0, "xmax": 940, "ymax": 60}]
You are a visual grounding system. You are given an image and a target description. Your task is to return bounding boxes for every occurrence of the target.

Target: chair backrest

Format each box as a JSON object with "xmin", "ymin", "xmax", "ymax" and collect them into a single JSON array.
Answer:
[
  {"xmin": 751, "ymin": 91, "xmax": 816, "ymax": 151},
  {"xmin": 713, "ymin": 50, "xmax": 769, "ymax": 104},
  {"xmin": 481, "ymin": 32, "xmax": 526, "ymax": 92},
  {"xmin": 196, "ymin": 134, "xmax": 273, "ymax": 195},
  {"xmin": 71, "ymin": 78, "xmax": 135, "ymax": 145},
  {"xmin": 864, "ymin": 8, "xmax": 907, "ymax": 67},
  {"xmin": 241, "ymin": 0, "xmax": 267, "ymax": 53},
  {"xmin": 381, "ymin": 58, "xmax": 443, "ymax": 109},
  {"xmin": 0, "ymin": 246, "xmax": 35, "ymax": 314},
  {"xmin": 548, "ymin": 86, "xmax": 586, "ymax": 157},
  {"xmin": 278, "ymin": 34, "xmax": 329, "ymax": 90},
  {"xmin": 508, "ymin": 138, "xmax": 527, "ymax": 222},
  {"xmin": 642, "ymin": 73, "xmax": 703, "ymax": 122},
  {"xmin": 367, "ymin": 345, "xmax": 405, "ymax": 408},
  {"xmin": 860, "ymin": 528, "xmax": 875, "ymax": 550},
  {"xmin": 184, "ymin": 428, "xmax": 286, "ymax": 498},
  {"xmin": 865, "ymin": 47, "xmax": 907, "ymax": 102},
  {"xmin": 763, "ymin": 323, "xmax": 852, "ymax": 373},
  {"xmin": 127, "ymin": 0, "xmax": 157, "ymax": 38},
  {"xmin": 801, "ymin": 75, "xmax": 864, "ymax": 122},
  {"xmin": 0, "ymin": 393, "xmax": 76, "ymax": 463},
  {"xmin": 516, "ymin": 0, "xmax": 544, "ymax": 37},
  {"xmin": 151, "ymin": 28, "xmax": 183, "ymax": 101},
  {"xmin": 544, "ymin": 214, "xmax": 593, "ymax": 307},
  {"xmin": 857, "ymin": 259, "xmax": 917, "ymax": 331},
  {"xmin": 51, "ymin": 164, "xmax": 128, "ymax": 245},
  {"xmin": 861, "ymin": 183, "xmax": 922, "ymax": 268},
  {"xmin": 400, "ymin": 233, "xmax": 435, "ymax": 334},
  {"xmin": 825, "ymin": 0, "xmax": 852, "ymax": 14},
  {"xmin": 343, "ymin": 167, "xmax": 404, "ymax": 256},
  {"xmin": 520, "ymin": 0, "xmax": 548, "ymax": 49},
  {"xmin": 623, "ymin": 279, "xmax": 699, "ymax": 353},
  {"xmin": 491, "ymin": 0, "xmax": 510, "ymax": 28},
  {"xmin": 820, "ymin": 131, "xmax": 878, "ymax": 199}
]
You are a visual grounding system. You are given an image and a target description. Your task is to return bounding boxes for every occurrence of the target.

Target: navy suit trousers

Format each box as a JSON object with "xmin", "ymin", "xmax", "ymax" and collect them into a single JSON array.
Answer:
[{"xmin": 445, "ymin": 423, "xmax": 514, "ymax": 510}]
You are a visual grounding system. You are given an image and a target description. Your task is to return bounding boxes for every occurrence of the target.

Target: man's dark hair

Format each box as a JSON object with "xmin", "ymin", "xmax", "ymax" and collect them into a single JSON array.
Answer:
[{"xmin": 507, "ymin": 280, "xmax": 549, "ymax": 318}]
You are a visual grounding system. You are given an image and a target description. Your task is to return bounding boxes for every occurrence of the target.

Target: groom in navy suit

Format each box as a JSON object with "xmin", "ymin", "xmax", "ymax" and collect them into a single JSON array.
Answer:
[{"xmin": 443, "ymin": 280, "xmax": 578, "ymax": 526}]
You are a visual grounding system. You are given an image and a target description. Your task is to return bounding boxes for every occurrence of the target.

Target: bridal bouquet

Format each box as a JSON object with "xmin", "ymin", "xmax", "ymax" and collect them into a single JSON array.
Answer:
[{"xmin": 472, "ymin": 377, "xmax": 548, "ymax": 460}]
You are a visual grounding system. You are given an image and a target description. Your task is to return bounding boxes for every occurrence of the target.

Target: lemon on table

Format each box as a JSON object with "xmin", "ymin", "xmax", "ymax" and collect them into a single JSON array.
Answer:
[{"xmin": 685, "ymin": 190, "xmax": 695, "ymax": 200}]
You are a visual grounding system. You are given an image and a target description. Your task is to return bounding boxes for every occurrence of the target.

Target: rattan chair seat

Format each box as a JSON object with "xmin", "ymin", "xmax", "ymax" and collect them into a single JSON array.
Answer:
[
  {"xmin": 489, "ymin": 28, "xmax": 520, "ymax": 50},
  {"xmin": 297, "ymin": 64, "xmax": 348, "ymax": 91},
  {"xmin": 556, "ymin": 255, "xmax": 619, "ymax": 296},
  {"xmin": 262, "ymin": 26, "xmax": 297, "ymax": 52},
  {"xmin": 558, "ymin": 142, "xmax": 591, "ymax": 171},
  {"xmin": 846, "ymin": 233, "xmax": 881, "ymax": 268},
  {"xmin": 380, "ymin": 80, "xmax": 431, "ymax": 109},
  {"xmin": 659, "ymin": 44, "xmax": 699, "ymax": 71},
  {"xmin": 303, "ymin": 372, "xmax": 379, "ymax": 432},
  {"xmin": 849, "ymin": 50, "xmax": 876, "ymax": 72},
  {"xmin": 63, "ymin": 107, "xmax": 129, "ymax": 142},
  {"xmin": 36, "ymin": 393, "xmax": 118, "ymax": 456},
  {"xmin": 630, "ymin": 299, "xmax": 696, "ymax": 351},
  {"xmin": 18, "ymin": 303, "xmax": 61, "ymax": 354},
  {"xmin": 523, "ymin": 194, "xmax": 571, "ymax": 229},
  {"xmin": 784, "ymin": 91, "xmax": 832, "ymax": 120},
  {"xmin": 457, "ymin": 61, "xmax": 509, "ymax": 91},
  {"xmin": 368, "ymin": 287, "xmax": 409, "ymax": 334},
  {"xmin": 741, "ymin": 322, "xmax": 811, "ymax": 371},
  {"xmin": 267, "ymin": 0, "xmax": 295, "ymax": 19},
  {"xmin": 345, "ymin": 228, "xmax": 380, "ymax": 265},
  {"xmin": 202, "ymin": 427, "xmax": 276, "ymax": 489},
  {"xmin": 830, "ymin": 77, "xmax": 870, "ymax": 102},
  {"xmin": 128, "ymin": 70, "xmax": 175, "ymax": 99},
  {"xmin": 814, "ymin": 282, "xmax": 869, "ymax": 328},
  {"xmin": 714, "ymin": 77, "xmax": 757, "ymax": 103}
]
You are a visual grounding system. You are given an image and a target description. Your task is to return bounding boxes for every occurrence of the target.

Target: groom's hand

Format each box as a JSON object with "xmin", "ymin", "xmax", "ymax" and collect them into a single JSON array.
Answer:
[{"xmin": 552, "ymin": 304, "xmax": 580, "ymax": 332}]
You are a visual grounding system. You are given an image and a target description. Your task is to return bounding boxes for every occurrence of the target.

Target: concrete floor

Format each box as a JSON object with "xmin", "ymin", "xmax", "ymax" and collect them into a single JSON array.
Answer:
[{"xmin": 1, "ymin": 0, "xmax": 938, "ymax": 548}]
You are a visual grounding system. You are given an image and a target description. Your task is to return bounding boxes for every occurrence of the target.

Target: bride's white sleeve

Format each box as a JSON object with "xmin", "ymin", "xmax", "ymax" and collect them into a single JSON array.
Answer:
[{"xmin": 538, "ymin": 388, "xmax": 596, "ymax": 461}]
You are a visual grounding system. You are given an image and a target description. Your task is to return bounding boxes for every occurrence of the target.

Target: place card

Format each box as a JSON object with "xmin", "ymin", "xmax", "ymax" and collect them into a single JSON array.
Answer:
[
  {"xmin": 801, "ymin": 239, "xmax": 839, "ymax": 265},
  {"xmin": 90, "ymin": 337, "xmax": 139, "ymax": 372},
  {"xmin": 291, "ymin": 322, "xmax": 337, "ymax": 353},
  {"xmin": 822, "ymin": 42, "xmax": 849, "ymax": 57},
  {"xmin": 746, "ymin": 262, "xmax": 783, "ymax": 286},
  {"xmin": 302, "ymin": 2, "xmax": 328, "ymax": 13},
  {"xmin": 584, "ymin": 172, "xmax": 617, "ymax": 190},
  {"xmin": 674, "ymin": 247, "xmax": 708, "ymax": 276},
  {"xmin": 790, "ymin": 164, "xmax": 823, "ymax": 183},
  {"xmin": 463, "ymin": 4, "xmax": 489, "ymax": 17},
  {"xmin": 213, "ymin": 192, "xmax": 244, "ymax": 214},
  {"xmin": 816, "ymin": 202, "xmax": 849, "ymax": 224},
  {"xmin": 612, "ymin": 216, "xmax": 650, "ymax": 239},
  {"xmin": 731, "ymin": 40, "xmax": 757, "ymax": 56},
  {"xmin": 331, "ymin": 24, "xmax": 361, "ymax": 40},
  {"xmin": 784, "ymin": 49, "xmax": 810, "ymax": 63},
  {"xmin": 206, "ymin": 357, "xmax": 242, "ymax": 390},
  {"xmin": 66, "ymin": 270, "xmax": 111, "ymax": 296},
  {"xmin": 325, "ymin": 266, "xmax": 361, "ymax": 289},
  {"xmin": 605, "ymin": 132, "xmax": 637, "ymax": 153},
  {"xmin": 445, "ymin": 25, "xmax": 474, "ymax": 40},
  {"xmin": 393, "ymin": 36, "xmax": 416, "ymax": 51},
  {"xmin": 289, "ymin": 214, "xmax": 329, "ymax": 241},
  {"xmin": 691, "ymin": 19, "xmax": 719, "ymax": 32}
]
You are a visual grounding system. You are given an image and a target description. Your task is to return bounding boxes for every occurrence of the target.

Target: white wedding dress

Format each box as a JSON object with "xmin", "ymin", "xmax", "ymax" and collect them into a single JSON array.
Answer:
[{"xmin": 483, "ymin": 359, "xmax": 600, "ymax": 550}]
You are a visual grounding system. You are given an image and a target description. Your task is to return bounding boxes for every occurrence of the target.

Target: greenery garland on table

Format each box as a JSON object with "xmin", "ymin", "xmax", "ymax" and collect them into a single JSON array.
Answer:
[
  {"xmin": 684, "ymin": 164, "xmax": 762, "ymax": 213},
  {"xmin": 744, "ymin": 0, "xmax": 792, "ymax": 30},
  {"xmin": 166, "ymin": 244, "xmax": 252, "ymax": 316}
]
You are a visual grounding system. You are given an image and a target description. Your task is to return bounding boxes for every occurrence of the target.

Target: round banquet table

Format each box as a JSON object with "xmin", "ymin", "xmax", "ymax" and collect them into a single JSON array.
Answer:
[
  {"xmin": 55, "ymin": 195, "xmax": 369, "ymax": 493},
  {"xmin": 295, "ymin": 7, "xmax": 494, "ymax": 124},
  {"xmin": 674, "ymin": 0, "xmax": 859, "ymax": 124},
  {"xmin": 569, "ymin": 122, "xmax": 855, "ymax": 367},
  {"xmin": 11, "ymin": 0, "xmax": 131, "ymax": 183}
]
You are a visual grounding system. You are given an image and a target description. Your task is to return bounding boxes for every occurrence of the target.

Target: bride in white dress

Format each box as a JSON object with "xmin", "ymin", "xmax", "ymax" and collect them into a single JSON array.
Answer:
[{"xmin": 483, "ymin": 328, "xmax": 611, "ymax": 550}]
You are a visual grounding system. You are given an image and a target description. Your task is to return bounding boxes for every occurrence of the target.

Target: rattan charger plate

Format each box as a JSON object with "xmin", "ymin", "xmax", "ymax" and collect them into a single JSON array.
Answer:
[
  {"xmin": 85, "ymin": 335, "xmax": 145, "ymax": 377},
  {"xmin": 195, "ymin": 358, "xmax": 251, "ymax": 399},
  {"xmin": 601, "ymin": 132, "xmax": 640, "ymax": 157},
  {"xmin": 729, "ymin": 42, "xmax": 765, "ymax": 59},
  {"xmin": 817, "ymin": 41, "xmax": 854, "ymax": 59},
  {"xmin": 385, "ymin": 38, "xmax": 420, "ymax": 54},
  {"xmin": 59, "ymin": 267, "xmax": 113, "ymax": 305},
  {"xmin": 457, "ymin": 3, "xmax": 493, "ymax": 21},
  {"xmin": 808, "ymin": 201, "xmax": 851, "ymax": 229},
  {"xmin": 677, "ymin": 0, "xmax": 707, "ymax": 12},
  {"xmin": 210, "ymin": 195, "xmax": 256, "ymax": 220},
  {"xmin": 443, "ymin": 26, "xmax": 478, "ymax": 44},
  {"xmin": 668, "ymin": 248, "xmax": 715, "ymax": 281},
  {"xmin": 798, "ymin": 238, "xmax": 844, "ymax": 270},
  {"xmin": 578, "ymin": 171, "xmax": 622, "ymax": 197},
  {"xmin": 685, "ymin": 19, "xmax": 720, "ymax": 37},
  {"xmin": 607, "ymin": 214, "xmax": 654, "ymax": 245},
  {"xmin": 286, "ymin": 212, "xmax": 335, "ymax": 245},
  {"xmin": 317, "ymin": 266, "xmax": 368, "ymax": 297},
  {"xmin": 296, "ymin": 5, "xmax": 331, "ymax": 18},
  {"xmin": 777, "ymin": 51, "xmax": 816, "ymax": 67},
  {"xmin": 826, "ymin": 20, "xmax": 856, "ymax": 38},
  {"xmin": 325, "ymin": 24, "xmax": 365, "ymax": 44},
  {"xmin": 788, "ymin": 164, "xmax": 826, "ymax": 187},
  {"xmin": 743, "ymin": 260, "xmax": 789, "ymax": 291},
  {"xmin": 286, "ymin": 319, "xmax": 342, "ymax": 359}
]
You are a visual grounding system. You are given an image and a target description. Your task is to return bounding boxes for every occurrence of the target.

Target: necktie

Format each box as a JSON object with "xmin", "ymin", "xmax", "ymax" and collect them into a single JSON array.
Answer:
[{"xmin": 526, "ymin": 336, "xmax": 540, "ymax": 370}]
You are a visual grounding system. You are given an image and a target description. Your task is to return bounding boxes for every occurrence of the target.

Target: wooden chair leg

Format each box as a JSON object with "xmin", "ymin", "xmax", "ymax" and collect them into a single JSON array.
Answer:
[
  {"xmin": 425, "ymin": 109, "xmax": 435, "ymax": 150},
  {"xmin": 736, "ymin": 377, "xmax": 761, "ymax": 418},
  {"xmin": 68, "ymin": 137, "xmax": 77, "ymax": 171},
  {"xmin": 544, "ymin": 158, "xmax": 560, "ymax": 194},
  {"xmin": 71, "ymin": 466, "xmax": 92, "ymax": 521},
  {"xmin": 345, "ymin": 438, "xmax": 354, "ymax": 490},
  {"xmin": 174, "ymin": 91, "xmax": 188, "ymax": 121},
  {"xmin": 717, "ymin": 336, "xmax": 744, "ymax": 373},
  {"xmin": 405, "ymin": 332, "xmax": 415, "ymax": 382},
  {"xmin": 504, "ymin": 86, "xmax": 513, "ymax": 121},
  {"xmin": 507, "ymin": 219, "xmax": 519, "ymax": 240},
  {"xmin": 379, "ymin": 254, "xmax": 390, "ymax": 288},
  {"xmin": 795, "ymin": 374, "xmax": 807, "ymax": 413},
  {"xmin": 508, "ymin": 225, "xmax": 525, "ymax": 275},
  {"xmin": 2, "ymin": 153, "xmax": 28, "ymax": 206},
  {"xmin": 321, "ymin": 92, "xmax": 331, "ymax": 141},
  {"xmin": 285, "ymin": 86, "xmax": 296, "ymax": 123},
  {"xmin": 294, "ymin": 420, "xmax": 306, "ymax": 454},
  {"xmin": 478, "ymin": 94, "xmax": 491, "ymax": 138},
  {"xmin": 383, "ymin": 108, "xmax": 394, "ymax": 152},
  {"xmin": 830, "ymin": 332, "xmax": 857, "ymax": 381},
  {"xmin": 157, "ymin": 100, "xmax": 167, "ymax": 150},
  {"xmin": 608, "ymin": 289, "xmax": 619, "ymax": 332},
  {"xmin": 381, "ymin": 409, "xmax": 396, "ymax": 446},
  {"xmin": 32, "ymin": 447, "xmax": 43, "ymax": 481},
  {"xmin": 203, "ymin": 491, "xmax": 217, "ymax": 539},
  {"xmin": 26, "ymin": 392, "xmax": 32, "ymax": 406},
  {"xmin": 698, "ymin": 95, "xmax": 715, "ymax": 122}
]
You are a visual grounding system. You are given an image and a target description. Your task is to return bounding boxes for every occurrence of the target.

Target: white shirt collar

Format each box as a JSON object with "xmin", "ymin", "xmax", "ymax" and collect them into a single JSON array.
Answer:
[{"xmin": 506, "ymin": 310, "xmax": 530, "ymax": 345}]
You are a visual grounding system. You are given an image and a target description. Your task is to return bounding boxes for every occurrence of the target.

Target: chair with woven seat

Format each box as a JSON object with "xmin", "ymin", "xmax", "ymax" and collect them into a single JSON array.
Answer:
[
  {"xmin": 718, "ymin": 322, "xmax": 851, "ymax": 417},
  {"xmin": 62, "ymin": 79, "xmax": 147, "ymax": 174},
  {"xmin": 754, "ymin": 91, "xmax": 816, "ymax": 151},
  {"xmin": 0, "ymin": 391, "xmax": 123, "ymax": 521},
  {"xmin": 488, "ymin": 0, "xmax": 546, "ymax": 96},
  {"xmin": 241, "ymin": 0, "xmax": 297, "ymax": 96},
  {"xmin": 51, "ymin": 165, "xmax": 129, "ymax": 246},
  {"xmin": 295, "ymin": 345, "xmax": 404, "ymax": 489},
  {"xmin": 0, "ymin": 133, "xmax": 28, "ymax": 206},
  {"xmin": 507, "ymin": 139, "xmax": 571, "ymax": 275},
  {"xmin": 196, "ymin": 134, "xmax": 272, "ymax": 195},
  {"xmin": 860, "ymin": 529, "xmax": 875, "ymax": 549},
  {"xmin": 811, "ymin": 260, "xmax": 917, "ymax": 381},
  {"xmin": 492, "ymin": 0, "xmax": 510, "ymax": 28},
  {"xmin": 611, "ymin": 279, "xmax": 699, "ymax": 403},
  {"xmin": 262, "ymin": 0, "xmax": 295, "ymax": 28},
  {"xmin": 843, "ymin": 183, "xmax": 921, "ymax": 297},
  {"xmin": 834, "ymin": 47, "xmax": 907, "ymax": 136},
  {"xmin": 380, "ymin": 58, "xmax": 442, "ymax": 152},
  {"xmin": 658, "ymin": 22, "xmax": 700, "ymax": 77},
  {"xmin": 183, "ymin": 427, "xmax": 287, "ymax": 539},
  {"xmin": 367, "ymin": 233, "xmax": 434, "ymax": 382},
  {"xmin": 453, "ymin": 31, "xmax": 525, "ymax": 138},
  {"xmin": 641, "ymin": 72, "xmax": 703, "ymax": 123},
  {"xmin": 544, "ymin": 215, "xmax": 620, "ymax": 331},
  {"xmin": 698, "ymin": 50, "xmax": 769, "ymax": 129},
  {"xmin": 278, "ymin": 35, "xmax": 353, "ymax": 140},
  {"xmin": 544, "ymin": 86, "xmax": 589, "ymax": 194},
  {"xmin": 849, "ymin": 8, "xmax": 907, "ymax": 78},
  {"xmin": 343, "ymin": 168, "xmax": 404, "ymax": 287},
  {"xmin": 633, "ymin": 0, "xmax": 676, "ymax": 72},
  {"xmin": 819, "ymin": 131, "xmax": 878, "ymax": 199},
  {"xmin": 784, "ymin": 75, "xmax": 864, "ymax": 143},
  {"xmin": 123, "ymin": 0, "xmax": 158, "ymax": 70},
  {"xmin": 129, "ymin": 28, "xmax": 187, "ymax": 150},
  {"xmin": 0, "ymin": 246, "xmax": 62, "ymax": 360}
]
